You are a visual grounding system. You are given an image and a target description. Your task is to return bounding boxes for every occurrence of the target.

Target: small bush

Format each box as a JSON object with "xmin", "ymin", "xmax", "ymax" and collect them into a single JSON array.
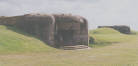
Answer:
[{"xmin": 89, "ymin": 36, "xmax": 95, "ymax": 44}]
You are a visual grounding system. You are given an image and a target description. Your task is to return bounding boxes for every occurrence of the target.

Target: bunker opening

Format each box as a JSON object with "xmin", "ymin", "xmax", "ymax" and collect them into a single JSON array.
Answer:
[{"xmin": 57, "ymin": 30, "xmax": 74, "ymax": 46}]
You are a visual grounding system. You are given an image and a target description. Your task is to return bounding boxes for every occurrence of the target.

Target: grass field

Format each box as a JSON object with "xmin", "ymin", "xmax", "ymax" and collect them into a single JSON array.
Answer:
[{"xmin": 0, "ymin": 25, "xmax": 138, "ymax": 66}]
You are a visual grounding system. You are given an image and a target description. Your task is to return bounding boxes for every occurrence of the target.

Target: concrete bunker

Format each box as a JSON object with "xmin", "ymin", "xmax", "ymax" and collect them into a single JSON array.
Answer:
[{"xmin": 0, "ymin": 13, "xmax": 89, "ymax": 47}]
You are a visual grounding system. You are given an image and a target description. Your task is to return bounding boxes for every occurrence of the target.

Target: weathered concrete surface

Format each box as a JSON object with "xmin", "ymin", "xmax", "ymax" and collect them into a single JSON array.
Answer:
[
  {"xmin": 53, "ymin": 14, "xmax": 89, "ymax": 46},
  {"xmin": 0, "ymin": 13, "xmax": 89, "ymax": 47},
  {"xmin": 98, "ymin": 25, "xmax": 131, "ymax": 34}
]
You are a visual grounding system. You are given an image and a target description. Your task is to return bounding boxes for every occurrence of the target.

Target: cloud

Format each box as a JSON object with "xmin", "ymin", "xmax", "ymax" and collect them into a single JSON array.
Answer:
[{"xmin": 0, "ymin": 0, "xmax": 138, "ymax": 30}]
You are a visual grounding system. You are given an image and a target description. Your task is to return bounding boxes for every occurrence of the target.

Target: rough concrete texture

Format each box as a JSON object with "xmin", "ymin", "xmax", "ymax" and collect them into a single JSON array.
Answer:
[
  {"xmin": 0, "ymin": 13, "xmax": 89, "ymax": 47},
  {"xmin": 53, "ymin": 14, "xmax": 88, "ymax": 46},
  {"xmin": 98, "ymin": 25, "xmax": 131, "ymax": 34}
]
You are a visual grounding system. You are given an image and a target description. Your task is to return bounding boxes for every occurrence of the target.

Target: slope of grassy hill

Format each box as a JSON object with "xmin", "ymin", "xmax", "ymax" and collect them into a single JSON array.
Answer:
[
  {"xmin": 90, "ymin": 28, "xmax": 121, "ymax": 34},
  {"xmin": 0, "ymin": 26, "xmax": 138, "ymax": 66},
  {"xmin": 0, "ymin": 25, "xmax": 55, "ymax": 54},
  {"xmin": 89, "ymin": 28, "xmax": 136, "ymax": 47},
  {"xmin": 0, "ymin": 34, "xmax": 138, "ymax": 66},
  {"xmin": 0, "ymin": 26, "xmax": 136, "ymax": 53}
]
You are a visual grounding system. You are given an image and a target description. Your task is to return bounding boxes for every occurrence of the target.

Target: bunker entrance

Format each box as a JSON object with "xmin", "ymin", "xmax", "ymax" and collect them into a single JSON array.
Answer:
[{"xmin": 57, "ymin": 30, "xmax": 74, "ymax": 46}]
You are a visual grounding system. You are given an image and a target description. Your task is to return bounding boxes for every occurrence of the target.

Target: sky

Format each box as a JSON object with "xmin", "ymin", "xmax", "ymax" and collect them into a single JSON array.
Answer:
[{"xmin": 0, "ymin": 0, "xmax": 138, "ymax": 30}]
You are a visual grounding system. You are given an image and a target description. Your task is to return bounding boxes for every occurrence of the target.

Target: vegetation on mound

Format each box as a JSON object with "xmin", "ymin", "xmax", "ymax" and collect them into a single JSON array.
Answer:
[
  {"xmin": 0, "ymin": 25, "xmax": 55, "ymax": 54},
  {"xmin": 0, "ymin": 27, "xmax": 138, "ymax": 66},
  {"xmin": 89, "ymin": 28, "xmax": 137, "ymax": 48},
  {"xmin": 90, "ymin": 28, "xmax": 121, "ymax": 34},
  {"xmin": 0, "ymin": 25, "xmax": 137, "ymax": 54},
  {"xmin": 131, "ymin": 30, "xmax": 138, "ymax": 35}
]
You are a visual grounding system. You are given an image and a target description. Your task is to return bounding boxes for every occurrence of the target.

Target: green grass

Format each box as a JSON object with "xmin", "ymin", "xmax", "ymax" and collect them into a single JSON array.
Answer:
[
  {"xmin": 0, "ymin": 25, "xmax": 55, "ymax": 54},
  {"xmin": 131, "ymin": 30, "xmax": 138, "ymax": 35},
  {"xmin": 1, "ymin": 37, "xmax": 138, "ymax": 66},
  {"xmin": 0, "ymin": 25, "xmax": 138, "ymax": 66},
  {"xmin": 90, "ymin": 28, "xmax": 121, "ymax": 34},
  {"xmin": 89, "ymin": 28, "xmax": 136, "ymax": 48}
]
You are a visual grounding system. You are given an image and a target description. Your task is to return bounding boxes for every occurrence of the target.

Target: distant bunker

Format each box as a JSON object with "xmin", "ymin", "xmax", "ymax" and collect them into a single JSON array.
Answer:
[
  {"xmin": 0, "ymin": 14, "xmax": 89, "ymax": 47},
  {"xmin": 98, "ymin": 25, "xmax": 131, "ymax": 34}
]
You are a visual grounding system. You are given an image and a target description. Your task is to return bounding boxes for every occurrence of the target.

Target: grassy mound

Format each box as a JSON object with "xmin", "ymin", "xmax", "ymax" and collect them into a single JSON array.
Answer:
[
  {"xmin": 131, "ymin": 30, "xmax": 138, "ymax": 35},
  {"xmin": 0, "ymin": 25, "xmax": 55, "ymax": 54},
  {"xmin": 89, "ymin": 28, "xmax": 136, "ymax": 48},
  {"xmin": 89, "ymin": 28, "xmax": 121, "ymax": 34}
]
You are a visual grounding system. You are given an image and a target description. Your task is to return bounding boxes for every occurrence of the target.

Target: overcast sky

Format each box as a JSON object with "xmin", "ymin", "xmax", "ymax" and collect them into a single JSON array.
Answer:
[{"xmin": 0, "ymin": 0, "xmax": 138, "ymax": 30}]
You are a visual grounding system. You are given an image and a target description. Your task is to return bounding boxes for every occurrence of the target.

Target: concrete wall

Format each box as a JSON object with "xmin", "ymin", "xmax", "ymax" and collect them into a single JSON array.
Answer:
[{"xmin": 54, "ymin": 14, "xmax": 89, "ymax": 46}]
